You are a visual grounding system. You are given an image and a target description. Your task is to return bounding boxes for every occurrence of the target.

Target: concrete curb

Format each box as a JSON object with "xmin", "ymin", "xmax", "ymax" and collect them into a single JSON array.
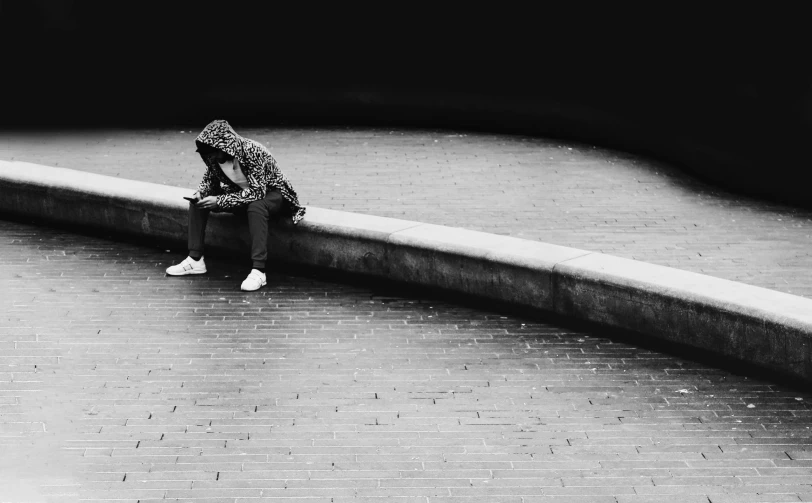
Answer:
[{"xmin": 2, "ymin": 160, "xmax": 811, "ymax": 383}]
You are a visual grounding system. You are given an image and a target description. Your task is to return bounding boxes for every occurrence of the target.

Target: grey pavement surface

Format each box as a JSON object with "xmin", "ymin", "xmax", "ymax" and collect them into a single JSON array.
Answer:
[
  {"xmin": 1, "ymin": 127, "xmax": 811, "ymax": 298},
  {"xmin": 2, "ymin": 219, "xmax": 812, "ymax": 502}
]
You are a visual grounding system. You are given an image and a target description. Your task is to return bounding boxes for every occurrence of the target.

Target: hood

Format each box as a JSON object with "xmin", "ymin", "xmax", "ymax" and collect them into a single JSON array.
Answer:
[{"xmin": 195, "ymin": 120, "xmax": 244, "ymax": 158}]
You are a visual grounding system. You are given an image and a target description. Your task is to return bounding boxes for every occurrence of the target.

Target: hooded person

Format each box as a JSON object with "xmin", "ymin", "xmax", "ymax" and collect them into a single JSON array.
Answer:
[{"xmin": 165, "ymin": 120, "xmax": 305, "ymax": 291}]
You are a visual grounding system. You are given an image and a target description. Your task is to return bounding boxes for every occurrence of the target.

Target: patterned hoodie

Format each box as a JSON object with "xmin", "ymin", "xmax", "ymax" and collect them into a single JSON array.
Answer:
[{"xmin": 195, "ymin": 120, "xmax": 305, "ymax": 224}]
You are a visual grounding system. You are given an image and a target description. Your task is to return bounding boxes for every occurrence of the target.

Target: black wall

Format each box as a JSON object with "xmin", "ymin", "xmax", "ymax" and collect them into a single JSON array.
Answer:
[{"xmin": 2, "ymin": 3, "xmax": 810, "ymax": 207}]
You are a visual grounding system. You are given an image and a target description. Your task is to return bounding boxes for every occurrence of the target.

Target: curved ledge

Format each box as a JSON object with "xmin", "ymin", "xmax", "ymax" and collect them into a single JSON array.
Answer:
[{"xmin": 1, "ymin": 160, "xmax": 810, "ymax": 384}]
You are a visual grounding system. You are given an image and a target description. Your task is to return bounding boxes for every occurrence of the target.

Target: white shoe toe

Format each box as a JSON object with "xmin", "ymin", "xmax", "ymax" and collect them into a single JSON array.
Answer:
[{"xmin": 241, "ymin": 270, "xmax": 267, "ymax": 291}]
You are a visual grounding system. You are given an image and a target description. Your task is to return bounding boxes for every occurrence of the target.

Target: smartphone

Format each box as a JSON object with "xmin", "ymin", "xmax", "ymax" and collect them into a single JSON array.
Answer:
[{"xmin": 183, "ymin": 196, "xmax": 199, "ymax": 203}]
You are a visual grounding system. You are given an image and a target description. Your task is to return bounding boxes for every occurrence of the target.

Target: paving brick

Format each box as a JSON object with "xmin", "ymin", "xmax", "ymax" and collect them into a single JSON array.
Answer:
[
  {"xmin": 521, "ymin": 497, "xmax": 617, "ymax": 503},
  {"xmin": 332, "ymin": 498, "xmax": 427, "ymax": 503},
  {"xmin": 723, "ymin": 483, "xmax": 812, "ymax": 494},
  {"xmin": 164, "ymin": 488, "xmax": 262, "ymax": 498},
  {"xmin": 615, "ymin": 497, "xmax": 712, "ymax": 503},
  {"xmin": 737, "ymin": 475, "xmax": 812, "ymax": 485},
  {"xmin": 423, "ymin": 498, "xmax": 523, "ymax": 503},
  {"xmin": 449, "ymin": 486, "xmax": 546, "ymax": 496},
  {"xmin": 632, "ymin": 485, "xmax": 729, "ymax": 495},
  {"xmin": 140, "ymin": 499, "xmax": 237, "ymax": 503},
  {"xmin": 708, "ymin": 495, "xmax": 805, "ymax": 502}
]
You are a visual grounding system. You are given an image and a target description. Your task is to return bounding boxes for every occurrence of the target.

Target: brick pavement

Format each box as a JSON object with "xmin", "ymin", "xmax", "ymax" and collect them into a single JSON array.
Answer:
[
  {"xmin": 2, "ymin": 219, "xmax": 811, "ymax": 502},
  {"xmin": 2, "ymin": 127, "xmax": 811, "ymax": 299}
]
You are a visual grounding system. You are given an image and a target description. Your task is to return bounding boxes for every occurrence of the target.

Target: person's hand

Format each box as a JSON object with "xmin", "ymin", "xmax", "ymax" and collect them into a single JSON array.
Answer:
[{"xmin": 196, "ymin": 195, "xmax": 219, "ymax": 210}]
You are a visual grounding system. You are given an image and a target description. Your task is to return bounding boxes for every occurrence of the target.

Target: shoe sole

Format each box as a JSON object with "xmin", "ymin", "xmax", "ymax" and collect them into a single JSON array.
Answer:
[
  {"xmin": 241, "ymin": 281, "xmax": 267, "ymax": 291},
  {"xmin": 166, "ymin": 269, "xmax": 207, "ymax": 276}
]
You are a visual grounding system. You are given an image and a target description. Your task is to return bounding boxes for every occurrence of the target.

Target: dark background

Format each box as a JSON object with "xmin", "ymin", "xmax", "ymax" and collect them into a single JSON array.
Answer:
[{"xmin": 2, "ymin": 2, "xmax": 810, "ymax": 207}]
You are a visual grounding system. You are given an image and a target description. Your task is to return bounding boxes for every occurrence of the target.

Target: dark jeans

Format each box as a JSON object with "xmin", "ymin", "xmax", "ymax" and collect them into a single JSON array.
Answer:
[{"xmin": 188, "ymin": 190, "xmax": 285, "ymax": 269}]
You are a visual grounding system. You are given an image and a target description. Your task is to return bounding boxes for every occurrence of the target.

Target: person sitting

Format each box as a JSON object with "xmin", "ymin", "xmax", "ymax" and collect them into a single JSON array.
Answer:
[{"xmin": 166, "ymin": 120, "xmax": 305, "ymax": 291}]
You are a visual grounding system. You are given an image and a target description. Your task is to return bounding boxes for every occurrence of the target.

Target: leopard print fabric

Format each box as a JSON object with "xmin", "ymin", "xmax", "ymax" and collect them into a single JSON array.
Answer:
[{"xmin": 195, "ymin": 120, "xmax": 305, "ymax": 224}]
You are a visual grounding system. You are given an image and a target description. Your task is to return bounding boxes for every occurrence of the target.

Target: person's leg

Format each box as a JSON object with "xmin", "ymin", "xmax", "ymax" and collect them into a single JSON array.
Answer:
[
  {"xmin": 245, "ymin": 190, "xmax": 285, "ymax": 270},
  {"xmin": 166, "ymin": 202, "xmax": 210, "ymax": 276},
  {"xmin": 187, "ymin": 202, "xmax": 210, "ymax": 259}
]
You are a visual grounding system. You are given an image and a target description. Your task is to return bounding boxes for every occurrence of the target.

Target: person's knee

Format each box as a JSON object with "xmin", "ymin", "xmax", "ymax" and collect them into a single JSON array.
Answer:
[
  {"xmin": 248, "ymin": 192, "xmax": 284, "ymax": 216},
  {"xmin": 247, "ymin": 200, "xmax": 268, "ymax": 217},
  {"xmin": 264, "ymin": 192, "xmax": 285, "ymax": 214}
]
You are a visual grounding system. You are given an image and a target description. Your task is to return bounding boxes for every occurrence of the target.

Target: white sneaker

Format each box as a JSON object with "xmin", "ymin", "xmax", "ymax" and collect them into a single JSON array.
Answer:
[
  {"xmin": 166, "ymin": 256, "xmax": 207, "ymax": 275},
  {"xmin": 241, "ymin": 269, "xmax": 266, "ymax": 291}
]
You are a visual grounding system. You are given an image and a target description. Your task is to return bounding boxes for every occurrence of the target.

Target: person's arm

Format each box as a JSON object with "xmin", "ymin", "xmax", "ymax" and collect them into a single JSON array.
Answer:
[{"xmin": 196, "ymin": 166, "xmax": 220, "ymax": 198}]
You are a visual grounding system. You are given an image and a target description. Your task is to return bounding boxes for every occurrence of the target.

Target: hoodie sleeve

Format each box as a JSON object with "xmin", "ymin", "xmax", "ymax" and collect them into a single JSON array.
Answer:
[{"xmin": 196, "ymin": 165, "xmax": 222, "ymax": 198}]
